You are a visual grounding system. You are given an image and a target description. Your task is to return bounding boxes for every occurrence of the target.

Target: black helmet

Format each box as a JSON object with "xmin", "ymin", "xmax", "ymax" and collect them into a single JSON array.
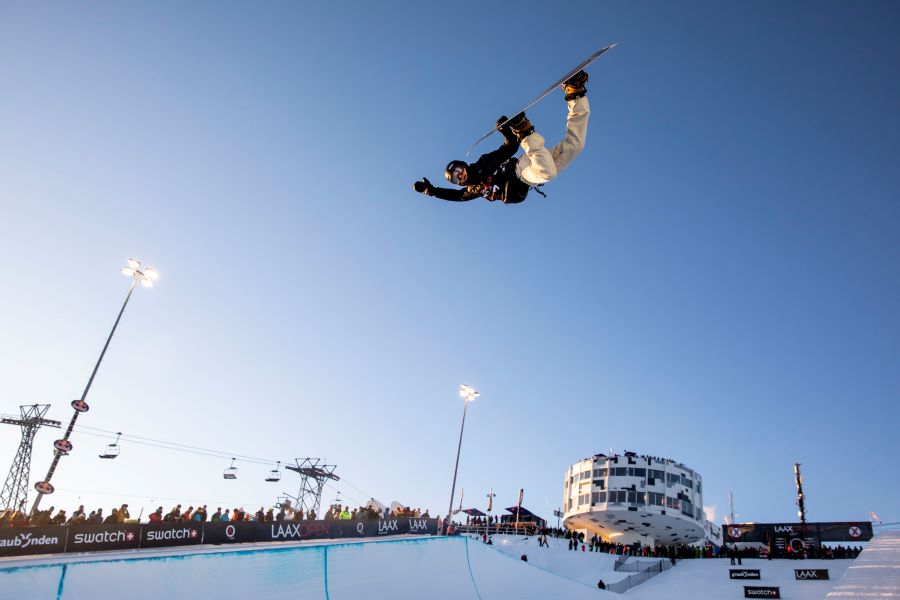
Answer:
[{"xmin": 445, "ymin": 160, "xmax": 469, "ymax": 185}]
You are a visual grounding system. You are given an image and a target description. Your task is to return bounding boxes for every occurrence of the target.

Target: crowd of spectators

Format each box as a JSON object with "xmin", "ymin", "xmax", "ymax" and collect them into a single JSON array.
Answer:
[
  {"xmin": 1, "ymin": 502, "xmax": 433, "ymax": 528},
  {"xmin": 322, "ymin": 504, "xmax": 429, "ymax": 521},
  {"xmin": 500, "ymin": 527, "xmax": 864, "ymax": 561},
  {"xmin": 592, "ymin": 451, "xmax": 693, "ymax": 472},
  {"xmin": 0, "ymin": 504, "xmax": 132, "ymax": 528}
]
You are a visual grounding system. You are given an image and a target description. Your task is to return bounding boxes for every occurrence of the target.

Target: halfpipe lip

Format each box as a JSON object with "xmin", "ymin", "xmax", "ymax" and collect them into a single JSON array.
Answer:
[{"xmin": 0, "ymin": 534, "xmax": 444, "ymax": 570}]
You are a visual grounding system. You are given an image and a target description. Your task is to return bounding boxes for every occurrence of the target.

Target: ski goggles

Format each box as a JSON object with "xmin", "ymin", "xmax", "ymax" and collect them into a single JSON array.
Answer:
[{"xmin": 449, "ymin": 167, "xmax": 465, "ymax": 185}]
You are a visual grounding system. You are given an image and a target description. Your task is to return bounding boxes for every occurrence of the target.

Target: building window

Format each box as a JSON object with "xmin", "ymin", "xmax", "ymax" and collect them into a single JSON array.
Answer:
[
  {"xmin": 632, "ymin": 468, "xmax": 646, "ymax": 478},
  {"xmin": 609, "ymin": 491, "xmax": 626, "ymax": 503},
  {"xmin": 593, "ymin": 468, "xmax": 608, "ymax": 478},
  {"xmin": 612, "ymin": 467, "xmax": 628, "ymax": 477}
]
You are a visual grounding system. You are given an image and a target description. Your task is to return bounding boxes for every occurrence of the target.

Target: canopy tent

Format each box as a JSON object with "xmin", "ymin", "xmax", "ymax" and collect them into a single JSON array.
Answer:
[
  {"xmin": 462, "ymin": 508, "xmax": 486, "ymax": 517},
  {"xmin": 505, "ymin": 506, "xmax": 539, "ymax": 518},
  {"xmin": 500, "ymin": 506, "xmax": 546, "ymax": 527}
]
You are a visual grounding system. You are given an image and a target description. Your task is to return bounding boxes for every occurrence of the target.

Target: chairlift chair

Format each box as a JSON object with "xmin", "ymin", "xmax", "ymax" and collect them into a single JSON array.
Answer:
[
  {"xmin": 265, "ymin": 461, "xmax": 282, "ymax": 483},
  {"xmin": 223, "ymin": 458, "xmax": 238, "ymax": 480},
  {"xmin": 99, "ymin": 433, "xmax": 122, "ymax": 459}
]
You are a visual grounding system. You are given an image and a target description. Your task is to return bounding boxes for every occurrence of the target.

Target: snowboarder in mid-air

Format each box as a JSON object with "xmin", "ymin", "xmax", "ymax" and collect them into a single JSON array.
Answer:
[{"xmin": 413, "ymin": 70, "xmax": 590, "ymax": 204}]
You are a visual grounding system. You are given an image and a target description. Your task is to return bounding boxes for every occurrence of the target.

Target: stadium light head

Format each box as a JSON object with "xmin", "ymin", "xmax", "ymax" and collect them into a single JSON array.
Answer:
[
  {"xmin": 459, "ymin": 384, "xmax": 479, "ymax": 403},
  {"xmin": 121, "ymin": 258, "xmax": 159, "ymax": 288}
]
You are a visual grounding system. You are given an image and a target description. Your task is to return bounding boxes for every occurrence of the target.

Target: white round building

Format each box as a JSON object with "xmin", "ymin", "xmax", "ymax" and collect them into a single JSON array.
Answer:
[{"xmin": 563, "ymin": 451, "xmax": 708, "ymax": 546}]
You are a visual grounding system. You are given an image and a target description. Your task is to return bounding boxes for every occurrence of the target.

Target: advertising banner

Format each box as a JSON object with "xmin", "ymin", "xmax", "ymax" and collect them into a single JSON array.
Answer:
[
  {"xmin": 201, "ymin": 521, "xmax": 255, "ymax": 545},
  {"xmin": 816, "ymin": 523, "xmax": 872, "ymax": 542},
  {"xmin": 795, "ymin": 569, "xmax": 829, "ymax": 580},
  {"xmin": 255, "ymin": 520, "xmax": 331, "ymax": 543},
  {"xmin": 327, "ymin": 518, "xmax": 438, "ymax": 538},
  {"xmin": 729, "ymin": 569, "xmax": 761, "ymax": 579},
  {"xmin": 67, "ymin": 524, "xmax": 141, "ymax": 553},
  {"xmin": 0, "ymin": 518, "xmax": 439, "ymax": 557},
  {"xmin": 723, "ymin": 522, "xmax": 873, "ymax": 545},
  {"xmin": 744, "ymin": 586, "xmax": 781, "ymax": 598},
  {"xmin": 140, "ymin": 522, "xmax": 203, "ymax": 549},
  {"xmin": 0, "ymin": 526, "xmax": 66, "ymax": 557},
  {"xmin": 257, "ymin": 518, "xmax": 439, "ymax": 543}
]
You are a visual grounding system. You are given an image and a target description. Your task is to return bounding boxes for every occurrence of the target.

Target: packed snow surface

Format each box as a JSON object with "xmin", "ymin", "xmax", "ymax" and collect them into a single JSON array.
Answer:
[
  {"xmin": 488, "ymin": 533, "xmax": 643, "ymax": 587},
  {"xmin": 826, "ymin": 531, "xmax": 900, "ymax": 598},
  {"xmin": 3, "ymin": 533, "xmax": 892, "ymax": 600},
  {"xmin": 0, "ymin": 535, "xmax": 612, "ymax": 600},
  {"xmin": 625, "ymin": 556, "xmax": 853, "ymax": 600}
]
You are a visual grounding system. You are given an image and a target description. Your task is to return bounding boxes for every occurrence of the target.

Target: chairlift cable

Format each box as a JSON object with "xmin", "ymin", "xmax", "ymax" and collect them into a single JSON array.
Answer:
[
  {"xmin": 72, "ymin": 424, "xmax": 278, "ymax": 465},
  {"xmin": 69, "ymin": 429, "xmax": 275, "ymax": 465},
  {"xmin": 68, "ymin": 424, "xmax": 377, "ymax": 505},
  {"xmin": 51, "ymin": 486, "xmax": 258, "ymax": 507}
]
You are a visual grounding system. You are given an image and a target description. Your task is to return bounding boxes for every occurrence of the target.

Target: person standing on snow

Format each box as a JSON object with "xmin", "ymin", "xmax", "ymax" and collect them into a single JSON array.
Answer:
[{"xmin": 413, "ymin": 70, "xmax": 591, "ymax": 205}]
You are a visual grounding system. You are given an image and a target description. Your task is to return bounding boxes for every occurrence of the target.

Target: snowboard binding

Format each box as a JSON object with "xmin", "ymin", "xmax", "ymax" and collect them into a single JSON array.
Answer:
[
  {"xmin": 562, "ymin": 70, "xmax": 589, "ymax": 101},
  {"xmin": 507, "ymin": 112, "xmax": 535, "ymax": 142}
]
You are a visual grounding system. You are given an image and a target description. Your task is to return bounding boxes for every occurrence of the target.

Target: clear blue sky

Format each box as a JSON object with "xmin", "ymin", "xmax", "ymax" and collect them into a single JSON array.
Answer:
[{"xmin": 1, "ymin": 1, "xmax": 898, "ymax": 527}]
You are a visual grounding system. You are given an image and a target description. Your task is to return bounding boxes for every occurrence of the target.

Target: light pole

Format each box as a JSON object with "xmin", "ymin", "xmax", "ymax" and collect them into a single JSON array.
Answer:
[
  {"xmin": 447, "ymin": 384, "xmax": 478, "ymax": 533},
  {"xmin": 30, "ymin": 258, "xmax": 157, "ymax": 515}
]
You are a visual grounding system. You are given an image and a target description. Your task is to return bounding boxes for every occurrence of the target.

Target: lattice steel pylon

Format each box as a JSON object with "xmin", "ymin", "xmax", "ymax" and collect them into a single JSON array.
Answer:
[
  {"xmin": 1, "ymin": 405, "xmax": 61, "ymax": 511},
  {"xmin": 284, "ymin": 458, "xmax": 339, "ymax": 518}
]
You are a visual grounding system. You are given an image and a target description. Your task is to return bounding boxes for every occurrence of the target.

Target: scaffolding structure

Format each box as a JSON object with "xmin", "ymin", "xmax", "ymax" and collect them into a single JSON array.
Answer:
[{"xmin": 1, "ymin": 405, "xmax": 61, "ymax": 511}]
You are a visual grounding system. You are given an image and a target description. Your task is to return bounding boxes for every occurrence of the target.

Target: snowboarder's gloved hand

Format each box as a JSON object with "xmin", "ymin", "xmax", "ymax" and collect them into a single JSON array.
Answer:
[
  {"xmin": 413, "ymin": 178, "xmax": 435, "ymax": 196},
  {"xmin": 496, "ymin": 115, "xmax": 516, "ymax": 145}
]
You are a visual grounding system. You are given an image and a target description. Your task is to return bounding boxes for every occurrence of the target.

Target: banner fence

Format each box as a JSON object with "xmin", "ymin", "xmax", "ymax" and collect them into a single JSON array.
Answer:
[{"xmin": 0, "ymin": 518, "xmax": 439, "ymax": 558}]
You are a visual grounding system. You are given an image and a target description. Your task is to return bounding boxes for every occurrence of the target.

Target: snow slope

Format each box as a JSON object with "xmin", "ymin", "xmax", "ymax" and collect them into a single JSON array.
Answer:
[
  {"xmin": 625, "ymin": 557, "xmax": 854, "ymax": 600},
  {"xmin": 826, "ymin": 531, "xmax": 900, "ymax": 598},
  {"xmin": 0, "ymin": 535, "xmax": 616, "ymax": 600},
  {"xmin": 488, "ymin": 533, "xmax": 642, "ymax": 588}
]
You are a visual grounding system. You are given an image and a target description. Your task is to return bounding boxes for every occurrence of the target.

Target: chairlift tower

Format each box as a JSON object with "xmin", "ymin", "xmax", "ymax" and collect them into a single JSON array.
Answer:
[
  {"xmin": 1, "ymin": 405, "xmax": 61, "ymax": 511},
  {"xmin": 284, "ymin": 458, "xmax": 339, "ymax": 517}
]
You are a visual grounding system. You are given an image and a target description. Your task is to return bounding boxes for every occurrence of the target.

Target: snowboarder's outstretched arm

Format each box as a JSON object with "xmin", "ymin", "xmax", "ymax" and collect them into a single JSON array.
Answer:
[
  {"xmin": 413, "ymin": 178, "xmax": 480, "ymax": 202},
  {"xmin": 413, "ymin": 117, "xmax": 519, "ymax": 202}
]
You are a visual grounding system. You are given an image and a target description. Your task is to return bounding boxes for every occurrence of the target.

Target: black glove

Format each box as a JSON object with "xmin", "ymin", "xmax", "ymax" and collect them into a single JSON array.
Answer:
[
  {"xmin": 413, "ymin": 177, "xmax": 435, "ymax": 196},
  {"xmin": 496, "ymin": 115, "xmax": 515, "ymax": 144}
]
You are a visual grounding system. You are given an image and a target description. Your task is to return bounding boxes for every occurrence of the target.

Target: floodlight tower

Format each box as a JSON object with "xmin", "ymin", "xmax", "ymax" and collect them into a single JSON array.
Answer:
[
  {"xmin": 447, "ymin": 384, "xmax": 479, "ymax": 530},
  {"xmin": 30, "ymin": 258, "xmax": 158, "ymax": 515},
  {"xmin": 0, "ymin": 405, "xmax": 61, "ymax": 511}
]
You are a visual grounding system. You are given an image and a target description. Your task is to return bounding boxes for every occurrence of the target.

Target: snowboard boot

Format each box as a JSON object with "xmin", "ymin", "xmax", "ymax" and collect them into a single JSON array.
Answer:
[
  {"xmin": 562, "ymin": 70, "xmax": 589, "ymax": 101},
  {"xmin": 507, "ymin": 112, "xmax": 535, "ymax": 142}
]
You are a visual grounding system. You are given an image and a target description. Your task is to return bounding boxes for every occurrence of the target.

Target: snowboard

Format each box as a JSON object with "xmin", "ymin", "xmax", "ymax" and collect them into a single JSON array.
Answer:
[{"xmin": 465, "ymin": 43, "xmax": 619, "ymax": 157}]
